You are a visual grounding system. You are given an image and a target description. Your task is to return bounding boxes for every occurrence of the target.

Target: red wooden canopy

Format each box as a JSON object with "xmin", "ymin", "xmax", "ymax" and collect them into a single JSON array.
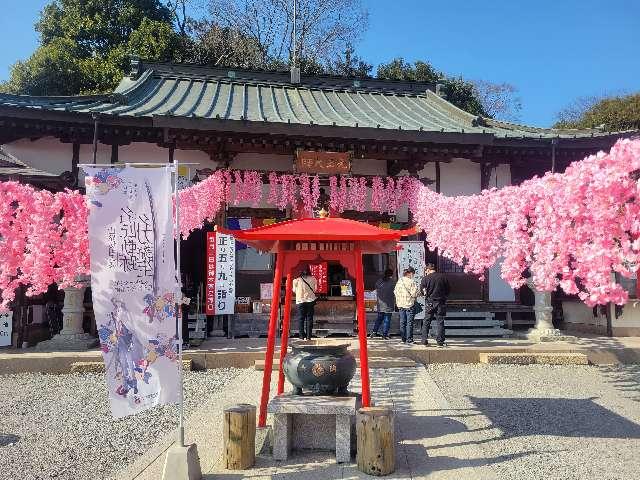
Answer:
[
  {"xmin": 217, "ymin": 217, "xmax": 416, "ymax": 253},
  {"xmin": 218, "ymin": 217, "xmax": 417, "ymax": 426}
]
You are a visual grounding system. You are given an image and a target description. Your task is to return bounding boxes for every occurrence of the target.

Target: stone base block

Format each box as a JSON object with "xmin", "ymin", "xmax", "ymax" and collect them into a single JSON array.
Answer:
[
  {"xmin": 520, "ymin": 328, "xmax": 576, "ymax": 343},
  {"xmin": 268, "ymin": 395, "xmax": 357, "ymax": 463},
  {"xmin": 35, "ymin": 333, "xmax": 95, "ymax": 352},
  {"xmin": 479, "ymin": 352, "xmax": 589, "ymax": 365},
  {"xmin": 68, "ymin": 359, "xmax": 192, "ymax": 374},
  {"xmin": 162, "ymin": 443, "xmax": 202, "ymax": 480}
]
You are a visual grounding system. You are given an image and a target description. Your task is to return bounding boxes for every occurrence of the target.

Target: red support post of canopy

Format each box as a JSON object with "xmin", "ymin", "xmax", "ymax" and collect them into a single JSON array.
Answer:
[
  {"xmin": 277, "ymin": 273, "xmax": 293, "ymax": 395},
  {"xmin": 354, "ymin": 246, "xmax": 371, "ymax": 407},
  {"xmin": 258, "ymin": 246, "xmax": 284, "ymax": 427}
]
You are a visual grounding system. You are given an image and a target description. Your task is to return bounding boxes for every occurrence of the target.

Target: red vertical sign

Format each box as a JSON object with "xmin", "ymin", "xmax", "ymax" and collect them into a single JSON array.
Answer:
[
  {"xmin": 309, "ymin": 262, "xmax": 328, "ymax": 294},
  {"xmin": 205, "ymin": 231, "xmax": 216, "ymax": 315}
]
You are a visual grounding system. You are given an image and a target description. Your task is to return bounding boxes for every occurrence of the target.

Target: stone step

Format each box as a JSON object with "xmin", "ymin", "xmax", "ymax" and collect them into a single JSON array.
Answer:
[
  {"xmin": 69, "ymin": 359, "xmax": 193, "ymax": 374},
  {"xmin": 445, "ymin": 327, "xmax": 512, "ymax": 336},
  {"xmin": 254, "ymin": 356, "xmax": 417, "ymax": 371},
  {"xmin": 442, "ymin": 320, "xmax": 504, "ymax": 327},
  {"xmin": 478, "ymin": 352, "xmax": 589, "ymax": 365}
]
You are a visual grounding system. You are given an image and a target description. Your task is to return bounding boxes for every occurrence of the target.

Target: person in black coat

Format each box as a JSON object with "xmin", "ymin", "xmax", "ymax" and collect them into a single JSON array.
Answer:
[{"xmin": 420, "ymin": 263, "xmax": 450, "ymax": 346}]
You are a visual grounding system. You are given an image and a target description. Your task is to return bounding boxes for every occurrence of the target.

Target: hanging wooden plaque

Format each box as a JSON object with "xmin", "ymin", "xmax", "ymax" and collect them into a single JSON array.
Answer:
[{"xmin": 295, "ymin": 150, "xmax": 351, "ymax": 174}]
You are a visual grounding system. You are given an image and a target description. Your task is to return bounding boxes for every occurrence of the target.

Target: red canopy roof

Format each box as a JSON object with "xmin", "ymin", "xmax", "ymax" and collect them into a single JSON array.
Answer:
[{"xmin": 217, "ymin": 217, "xmax": 417, "ymax": 253}]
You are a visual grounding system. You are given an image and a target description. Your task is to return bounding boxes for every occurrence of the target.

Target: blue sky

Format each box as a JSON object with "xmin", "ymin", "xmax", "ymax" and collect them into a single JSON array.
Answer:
[{"xmin": 1, "ymin": 0, "xmax": 638, "ymax": 127}]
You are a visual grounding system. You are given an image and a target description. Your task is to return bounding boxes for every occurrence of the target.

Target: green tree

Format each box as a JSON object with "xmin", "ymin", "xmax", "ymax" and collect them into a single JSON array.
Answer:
[
  {"xmin": 328, "ymin": 46, "xmax": 372, "ymax": 78},
  {"xmin": 376, "ymin": 57, "xmax": 521, "ymax": 120},
  {"xmin": 377, "ymin": 58, "xmax": 486, "ymax": 116},
  {"xmin": 1, "ymin": 0, "xmax": 178, "ymax": 95},
  {"xmin": 554, "ymin": 93, "xmax": 640, "ymax": 131}
]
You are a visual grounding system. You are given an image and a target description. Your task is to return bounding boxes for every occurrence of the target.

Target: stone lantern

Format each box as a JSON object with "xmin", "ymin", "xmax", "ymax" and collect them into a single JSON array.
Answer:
[
  {"xmin": 524, "ymin": 278, "xmax": 573, "ymax": 342},
  {"xmin": 36, "ymin": 275, "xmax": 94, "ymax": 351}
]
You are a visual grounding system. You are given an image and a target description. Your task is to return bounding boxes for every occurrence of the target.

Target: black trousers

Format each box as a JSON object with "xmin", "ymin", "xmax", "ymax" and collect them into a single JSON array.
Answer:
[
  {"xmin": 421, "ymin": 300, "xmax": 446, "ymax": 345},
  {"xmin": 297, "ymin": 301, "xmax": 315, "ymax": 339}
]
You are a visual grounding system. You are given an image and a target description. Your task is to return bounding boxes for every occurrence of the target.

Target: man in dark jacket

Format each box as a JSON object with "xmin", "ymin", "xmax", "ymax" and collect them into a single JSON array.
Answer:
[
  {"xmin": 420, "ymin": 263, "xmax": 450, "ymax": 346},
  {"xmin": 369, "ymin": 268, "xmax": 395, "ymax": 339}
]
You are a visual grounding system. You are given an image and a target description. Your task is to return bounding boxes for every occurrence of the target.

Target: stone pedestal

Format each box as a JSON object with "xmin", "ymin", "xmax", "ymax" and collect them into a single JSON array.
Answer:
[
  {"xmin": 161, "ymin": 443, "xmax": 202, "ymax": 480},
  {"xmin": 523, "ymin": 280, "xmax": 574, "ymax": 342},
  {"xmin": 36, "ymin": 277, "xmax": 94, "ymax": 351},
  {"xmin": 209, "ymin": 314, "xmax": 226, "ymax": 337},
  {"xmin": 268, "ymin": 395, "xmax": 357, "ymax": 463}
]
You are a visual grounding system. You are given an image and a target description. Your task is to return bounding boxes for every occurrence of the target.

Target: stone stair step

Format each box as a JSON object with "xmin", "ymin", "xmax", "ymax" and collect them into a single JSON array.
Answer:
[
  {"xmin": 444, "ymin": 327, "xmax": 512, "ymax": 336},
  {"xmin": 69, "ymin": 359, "xmax": 193, "ymax": 374},
  {"xmin": 443, "ymin": 320, "xmax": 504, "ymax": 327},
  {"xmin": 254, "ymin": 356, "xmax": 417, "ymax": 371},
  {"xmin": 478, "ymin": 352, "xmax": 589, "ymax": 365}
]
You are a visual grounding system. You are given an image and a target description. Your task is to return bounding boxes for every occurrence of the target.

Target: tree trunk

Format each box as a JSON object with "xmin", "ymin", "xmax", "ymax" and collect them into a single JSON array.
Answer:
[
  {"xmin": 223, "ymin": 404, "xmax": 256, "ymax": 470},
  {"xmin": 356, "ymin": 407, "xmax": 395, "ymax": 476}
]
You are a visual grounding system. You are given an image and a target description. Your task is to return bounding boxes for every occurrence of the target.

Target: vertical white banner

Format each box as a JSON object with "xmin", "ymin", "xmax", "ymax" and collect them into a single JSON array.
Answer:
[
  {"xmin": 0, "ymin": 311, "xmax": 12, "ymax": 347},
  {"xmin": 214, "ymin": 232, "xmax": 235, "ymax": 315},
  {"xmin": 397, "ymin": 241, "xmax": 426, "ymax": 319},
  {"xmin": 85, "ymin": 166, "xmax": 179, "ymax": 418}
]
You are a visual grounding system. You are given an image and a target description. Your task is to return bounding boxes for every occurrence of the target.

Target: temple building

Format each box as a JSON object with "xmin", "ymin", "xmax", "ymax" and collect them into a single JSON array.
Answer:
[{"xmin": 1, "ymin": 59, "xmax": 638, "ymax": 343}]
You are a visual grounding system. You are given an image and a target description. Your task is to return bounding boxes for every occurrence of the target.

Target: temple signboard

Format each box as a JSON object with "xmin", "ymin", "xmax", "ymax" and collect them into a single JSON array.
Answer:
[
  {"xmin": 206, "ymin": 231, "xmax": 236, "ymax": 315},
  {"xmin": 0, "ymin": 311, "xmax": 11, "ymax": 347},
  {"xmin": 295, "ymin": 150, "xmax": 351, "ymax": 174}
]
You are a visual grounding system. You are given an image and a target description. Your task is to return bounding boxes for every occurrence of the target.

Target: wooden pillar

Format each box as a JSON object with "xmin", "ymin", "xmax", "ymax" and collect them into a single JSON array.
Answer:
[
  {"xmin": 277, "ymin": 273, "xmax": 293, "ymax": 395},
  {"xmin": 71, "ymin": 142, "xmax": 80, "ymax": 186},
  {"xmin": 258, "ymin": 245, "xmax": 284, "ymax": 427},
  {"xmin": 354, "ymin": 246, "xmax": 371, "ymax": 407},
  {"xmin": 356, "ymin": 407, "xmax": 395, "ymax": 476},
  {"xmin": 223, "ymin": 404, "xmax": 256, "ymax": 469},
  {"xmin": 110, "ymin": 143, "xmax": 119, "ymax": 164}
]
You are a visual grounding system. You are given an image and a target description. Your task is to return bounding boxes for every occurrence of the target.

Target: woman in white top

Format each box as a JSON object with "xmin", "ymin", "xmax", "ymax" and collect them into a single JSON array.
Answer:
[{"xmin": 292, "ymin": 267, "xmax": 318, "ymax": 340}]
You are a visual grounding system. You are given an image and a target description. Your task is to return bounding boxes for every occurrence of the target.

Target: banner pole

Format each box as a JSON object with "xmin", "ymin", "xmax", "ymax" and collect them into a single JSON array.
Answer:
[{"xmin": 173, "ymin": 159, "xmax": 185, "ymax": 448}]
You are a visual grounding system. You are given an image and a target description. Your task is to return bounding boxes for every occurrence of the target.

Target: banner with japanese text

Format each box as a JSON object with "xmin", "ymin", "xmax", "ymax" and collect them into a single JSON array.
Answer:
[
  {"xmin": 206, "ymin": 232, "xmax": 235, "ymax": 315},
  {"xmin": 309, "ymin": 262, "xmax": 328, "ymax": 294},
  {"xmin": 84, "ymin": 166, "xmax": 179, "ymax": 418},
  {"xmin": 397, "ymin": 241, "xmax": 426, "ymax": 319},
  {"xmin": 0, "ymin": 311, "xmax": 11, "ymax": 347}
]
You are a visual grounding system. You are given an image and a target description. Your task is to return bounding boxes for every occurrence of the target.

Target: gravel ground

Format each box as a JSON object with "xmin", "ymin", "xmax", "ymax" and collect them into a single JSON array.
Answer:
[
  {"xmin": 427, "ymin": 364, "xmax": 640, "ymax": 480},
  {"xmin": 0, "ymin": 368, "xmax": 243, "ymax": 480}
]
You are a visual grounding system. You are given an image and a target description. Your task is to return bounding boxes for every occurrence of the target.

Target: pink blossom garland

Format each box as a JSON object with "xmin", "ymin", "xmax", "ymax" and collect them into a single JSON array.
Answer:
[
  {"xmin": 410, "ymin": 138, "xmax": 640, "ymax": 306},
  {"xmin": 176, "ymin": 170, "xmax": 226, "ymax": 237},
  {"xmin": 277, "ymin": 175, "xmax": 298, "ymax": 210},
  {"xmin": 233, "ymin": 170, "xmax": 263, "ymax": 207},
  {"xmin": 370, "ymin": 177, "xmax": 385, "ymax": 212},
  {"xmin": 268, "ymin": 172, "xmax": 279, "ymax": 205},
  {"xmin": 298, "ymin": 174, "xmax": 320, "ymax": 216},
  {"xmin": 347, "ymin": 177, "xmax": 368, "ymax": 211},
  {"xmin": 0, "ymin": 182, "xmax": 89, "ymax": 311},
  {"xmin": 328, "ymin": 175, "xmax": 350, "ymax": 213}
]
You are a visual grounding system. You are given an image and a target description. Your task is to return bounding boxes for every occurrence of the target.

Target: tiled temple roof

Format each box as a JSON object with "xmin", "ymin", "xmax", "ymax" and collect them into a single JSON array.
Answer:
[{"xmin": 0, "ymin": 61, "xmax": 631, "ymax": 141}]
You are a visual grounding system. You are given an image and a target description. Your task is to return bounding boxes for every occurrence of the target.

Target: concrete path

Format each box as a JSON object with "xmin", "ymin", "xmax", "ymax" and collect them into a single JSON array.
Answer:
[
  {"xmin": 204, "ymin": 366, "xmax": 504, "ymax": 480},
  {"xmin": 119, "ymin": 362, "xmax": 640, "ymax": 479},
  {"xmin": 116, "ymin": 368, "xmax": 271, "ymax": 480}
]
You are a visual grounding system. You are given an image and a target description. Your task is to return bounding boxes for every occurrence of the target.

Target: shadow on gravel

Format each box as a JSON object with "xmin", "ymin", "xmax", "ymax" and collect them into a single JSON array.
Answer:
[
  {"xmin": 598, "ymin": 364, "xmax": 640, "ymax": 403},
  {"xmin": 468, "ymin": 396, "xmax": 640, "ymax": 439}
]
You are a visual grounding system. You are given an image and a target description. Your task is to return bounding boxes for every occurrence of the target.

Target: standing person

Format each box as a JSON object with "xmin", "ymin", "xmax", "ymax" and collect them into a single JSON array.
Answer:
[
  {"xmin": 420, "ymin": 263, "xmax": 450, "ymax": 346},
  {"xmin": 292, "ymin": 267, "xmax": 317, "ymax": 340},
  {"xmin": 394, "ymin": 267, "xmax": 419, "ymax": 344},
  {"xmin": 369, "ymin": 268, "xmax": 395, "ymax": 339}
]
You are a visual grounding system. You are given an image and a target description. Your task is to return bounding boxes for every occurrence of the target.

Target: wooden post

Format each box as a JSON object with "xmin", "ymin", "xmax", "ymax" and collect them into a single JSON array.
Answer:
[
  {"xmin": 277, "ymin": 273, "xmax": 293, "ymax": 394},
  {"xmin": 356, "ymin": 407, "xmax": 395, "ymax": 476},
  {"xmin": 354, "ymin": 247, "xmax": 371, "ymax": 407},
  {"xmin": 258, "ymin": 245, "xmax": 284, "ymax": 427},
  {"xmin": 223, "ymin": 404, "xmax": 256, "ymax": 470}
]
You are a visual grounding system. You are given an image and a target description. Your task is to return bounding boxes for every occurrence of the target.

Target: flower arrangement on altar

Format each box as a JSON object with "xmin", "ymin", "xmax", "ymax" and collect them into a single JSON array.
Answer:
[{"xmin": 1, "ymin": 139, "xmax": 640, "ymax": 310}]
